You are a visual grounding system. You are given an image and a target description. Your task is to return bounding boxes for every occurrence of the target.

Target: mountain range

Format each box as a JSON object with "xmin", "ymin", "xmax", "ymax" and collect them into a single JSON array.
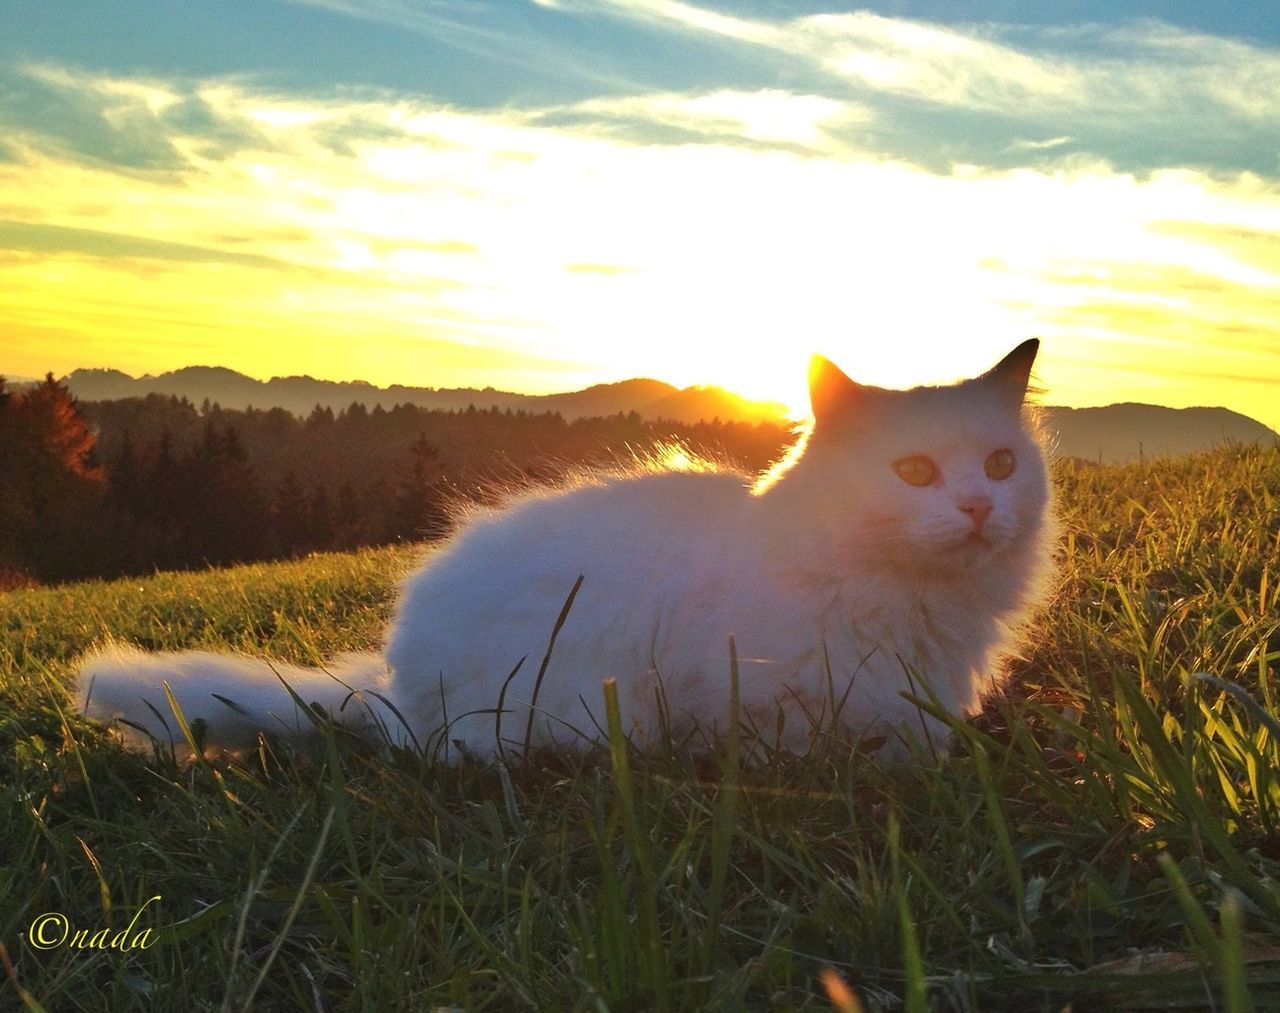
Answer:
[
  {"xmin": 53, "ymin": 365, "xmax": 787, "ymax": 427},
  {"xmin": 28, "ymin": 365, "xmax": 1280, "ymax": 464}
]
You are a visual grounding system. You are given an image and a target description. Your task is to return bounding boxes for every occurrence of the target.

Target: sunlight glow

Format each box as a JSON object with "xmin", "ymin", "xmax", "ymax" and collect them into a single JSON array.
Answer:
[{"xmin": 2, "ymin": 60, "xmax": 1279, "ymax": 427}]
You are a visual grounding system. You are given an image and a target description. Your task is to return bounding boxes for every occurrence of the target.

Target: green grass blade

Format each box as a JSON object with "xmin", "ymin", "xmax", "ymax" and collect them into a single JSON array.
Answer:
[
  {"xmin": 602, "ymin": 677, "xmax": 669, "ymax": 1011},
  {"xmin": 704, "ymin": 635, "xmax": 741, "ymax": 974}
]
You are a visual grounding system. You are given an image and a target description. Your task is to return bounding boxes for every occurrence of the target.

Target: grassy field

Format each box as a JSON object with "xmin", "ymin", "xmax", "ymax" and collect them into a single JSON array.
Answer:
[{"xmin": 2, "ymin": 446, "xmax": 1280, "ymax": 1011}]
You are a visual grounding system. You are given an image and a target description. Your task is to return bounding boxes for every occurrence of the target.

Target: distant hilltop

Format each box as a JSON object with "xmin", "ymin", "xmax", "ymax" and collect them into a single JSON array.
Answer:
[
  {"xmin": 1040, "ymin": 403, "xmax": 1277, "ymax": 464},
  {"xmin": 20, "ymin": 365, "xmax": 1280, "ymax": 464}
]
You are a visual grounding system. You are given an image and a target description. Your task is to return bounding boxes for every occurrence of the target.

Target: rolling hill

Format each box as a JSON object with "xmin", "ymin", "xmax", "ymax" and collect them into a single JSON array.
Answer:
[
  {"xmin": 55, "ymin": 366, "xmax": 788, "ymax": 425},
  {"xmin": 37, "ymin": 365, "xmax": 1280, "ymax": 462},
  {"xmin": 1040, "ymin": 403, "xmax": 1277, "ymax": 463}
]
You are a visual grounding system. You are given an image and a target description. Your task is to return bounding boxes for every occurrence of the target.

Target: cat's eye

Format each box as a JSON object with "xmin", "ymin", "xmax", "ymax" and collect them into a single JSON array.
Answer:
[
  {"xmin": 985, "ymin": 449, "xmax": 1016, "ymax": 480},
  {"xmin": 893, "ymin": 455, "xmax": 938, "ymax": 487}
]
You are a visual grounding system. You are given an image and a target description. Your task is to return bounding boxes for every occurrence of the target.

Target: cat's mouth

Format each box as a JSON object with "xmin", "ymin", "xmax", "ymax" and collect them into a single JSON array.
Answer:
[{"xmin": 955, "ymin": 531, "xmax": 993, "ymax": 552}]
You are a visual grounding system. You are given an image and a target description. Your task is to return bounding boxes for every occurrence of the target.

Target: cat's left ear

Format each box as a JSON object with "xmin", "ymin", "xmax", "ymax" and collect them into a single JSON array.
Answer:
[
  {"xmin": 981, "ymin": 339, "xmax": 1039, "ymax": 404},
  {"xmin": 809, "ymin": 354, "xmax": 870, "ymax": 425}
]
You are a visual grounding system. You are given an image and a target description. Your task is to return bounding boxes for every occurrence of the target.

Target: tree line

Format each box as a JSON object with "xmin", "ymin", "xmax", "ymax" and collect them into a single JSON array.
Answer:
[{"xmin": 0, "ymin": 375, "xmax": 793, "ymax": 586}]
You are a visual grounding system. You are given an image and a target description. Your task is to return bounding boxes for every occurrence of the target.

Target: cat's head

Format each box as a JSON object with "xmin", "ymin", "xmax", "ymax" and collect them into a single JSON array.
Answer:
[{"xmin": 788, "ymin": 340, "xmax": 1050, "ymax": 576}]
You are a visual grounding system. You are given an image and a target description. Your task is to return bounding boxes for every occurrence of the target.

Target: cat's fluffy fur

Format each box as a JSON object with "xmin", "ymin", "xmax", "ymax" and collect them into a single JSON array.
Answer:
[{"xmin": 78, "ymin": 342, "xmax": 1055, "ymax": 760}]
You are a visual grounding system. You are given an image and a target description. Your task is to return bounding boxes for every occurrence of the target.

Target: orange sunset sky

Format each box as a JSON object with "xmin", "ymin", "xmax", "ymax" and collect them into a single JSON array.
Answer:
[{"xmin": 1, "ymin": 1, "xmax": 1278, "ymax": 427}]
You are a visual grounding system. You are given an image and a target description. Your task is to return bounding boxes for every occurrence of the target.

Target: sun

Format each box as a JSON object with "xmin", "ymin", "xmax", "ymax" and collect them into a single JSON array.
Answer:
[
  {"xmin": 715, "ymin": 354, "xmax": 814, "ymax": 420},
  {"xmin": 617, "ymin": 344, "xmax": 815, "ymax": 421}
]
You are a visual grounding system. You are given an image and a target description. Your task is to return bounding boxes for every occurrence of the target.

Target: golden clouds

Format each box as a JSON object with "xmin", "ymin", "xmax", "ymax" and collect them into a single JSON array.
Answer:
[{"xmin": 1, "ymin": 61, "xmax": 1278, "ymax": 426}]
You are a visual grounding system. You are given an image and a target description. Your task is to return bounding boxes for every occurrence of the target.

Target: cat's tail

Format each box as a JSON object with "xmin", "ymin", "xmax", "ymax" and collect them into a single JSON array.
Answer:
[{"xmin": 77, "ymin": 644, "xmax": 403, "ymax": 754}]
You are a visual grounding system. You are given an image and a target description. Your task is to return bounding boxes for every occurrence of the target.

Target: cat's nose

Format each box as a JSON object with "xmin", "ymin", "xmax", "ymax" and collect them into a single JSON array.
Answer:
[{"xmin": 957, "ymin": 495, "xmax": 992, "ymax": 531}]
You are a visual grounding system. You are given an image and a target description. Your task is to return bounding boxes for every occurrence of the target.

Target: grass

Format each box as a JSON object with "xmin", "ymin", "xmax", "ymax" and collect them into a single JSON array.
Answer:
[{"xmin": 2, "ymin": 445, "xmax": 1280, "ymax": 1010}]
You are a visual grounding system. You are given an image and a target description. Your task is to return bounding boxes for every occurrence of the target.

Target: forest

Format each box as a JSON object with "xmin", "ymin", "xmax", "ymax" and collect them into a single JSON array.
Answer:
[{"xmin": 0, "ymin": 374, "xmax": 793, "ymax": 586}]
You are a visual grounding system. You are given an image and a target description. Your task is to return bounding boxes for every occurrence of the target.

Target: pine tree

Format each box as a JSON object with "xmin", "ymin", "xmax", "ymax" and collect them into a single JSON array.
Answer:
[
  {"xmin": 334, "ymin": 480, "xmax": 364, "ymax": 549},
  {"xmin": 307, "ymin": 483, "xmax": 334, "ymax": 551},
  {"xmin": 0, "ymin": 374, "xmax": 105, "ymax": 580},
  {"xmin": 173, "ymin": 422, "xmax": 268, "ymax": 567},
  {"xmin": 272, "ymin": 471, "xmax": 310, "ymax": 557},
  {"xmin": 392, "ymin": 434, "xmax": 448, "ymax": 541}
]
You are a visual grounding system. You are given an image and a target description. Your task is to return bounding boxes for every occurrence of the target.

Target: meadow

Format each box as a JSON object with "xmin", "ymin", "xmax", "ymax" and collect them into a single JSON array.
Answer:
[{"xmin": 2, "ymin": 444, "xmax": 1279, "ymax": 1011}]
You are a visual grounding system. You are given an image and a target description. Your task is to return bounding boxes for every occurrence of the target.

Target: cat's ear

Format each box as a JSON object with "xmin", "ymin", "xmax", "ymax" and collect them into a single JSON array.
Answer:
[
  {"xmin": 809, "ymin": 354, "xmax": 869, "ymax": 423},
  {"xmin": 981, "ymin": 339, "xmax": 1039, "ymax": 404}
]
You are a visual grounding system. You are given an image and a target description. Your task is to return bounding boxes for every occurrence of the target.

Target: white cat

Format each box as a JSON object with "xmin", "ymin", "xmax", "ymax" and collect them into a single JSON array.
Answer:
[{"xmin": 78, "ymin": 342, "xmax": 1055, "ymax": 761}]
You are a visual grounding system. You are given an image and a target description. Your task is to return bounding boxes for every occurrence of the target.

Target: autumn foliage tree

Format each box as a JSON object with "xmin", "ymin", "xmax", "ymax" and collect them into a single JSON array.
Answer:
[{"xmin": 0, "ymin": 374, "xmax": 105, "ymax": 583}]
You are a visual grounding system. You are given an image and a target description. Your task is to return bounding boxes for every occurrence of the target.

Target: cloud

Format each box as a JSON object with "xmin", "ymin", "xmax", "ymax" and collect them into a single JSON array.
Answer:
[
  {"xmin": 565, "ymin": 2, "xmax": 1280, "ymax": 117},
  {"xmin": 1, "ymin": 60, "xmax": 1278, "ymax": 424},
  {"xmin": 530, "ymin": 0, "xmax": 778, "ymax": 46},
  {"xmin": 565, "ymin": 262, "xmax": 632, "ymax": 274},
  {"xmin": 1151, "ymin": 220, "xmax": 1280, "ymax": 275},
  {"xmin": 277, "ymin": 0, "xmax": 652, "ymax": 95},
  {"xmin": 0, "ymin": 218, "xmax": 299, "ymax": 270},
  {"xmin": 793, "ymin": 12, "xmax": 1083, "ymax": 112},
  {"xmin": 1009, "ymin": 136, "xmax": 1073, "ymax": 152},
  {"xmin": 535, "ymin": 88, "xmax": 862, "ymax": 153},
  {"xmin": 279, "ymin": 0, "xmax": 536, "ymax": 57},
  {"xmin": 5, "ymin": 64, "xmax": 267, "ymax": 173},
  {"xmin": 507, "ymin": 1, "xmax": 1280, "ymax": 174}
]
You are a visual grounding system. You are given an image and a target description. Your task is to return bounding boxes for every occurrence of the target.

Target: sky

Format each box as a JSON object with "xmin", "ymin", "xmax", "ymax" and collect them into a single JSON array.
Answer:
[{"xmin": 1, "ymin": 0, "xmax": 1278, "ymax": 425}]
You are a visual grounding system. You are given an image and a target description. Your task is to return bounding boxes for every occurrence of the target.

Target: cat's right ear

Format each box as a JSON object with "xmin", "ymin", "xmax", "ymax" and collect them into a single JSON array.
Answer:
[
  {"xmin": 808, "ymin": 354, "xmax": 869, "ymax": 425},
  {"xmin": 981, "ymin": 339, "xmax": 1040, "ymax": 403}
]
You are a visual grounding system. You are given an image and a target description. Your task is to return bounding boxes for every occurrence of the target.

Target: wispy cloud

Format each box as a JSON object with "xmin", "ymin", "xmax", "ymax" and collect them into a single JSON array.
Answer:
[
  {"xmin": 492, "ymin": 1, "xmax": 1280, "ymax": 173},
  {"xmin": 2, "ymin": 37, "xmax": 1279, "ymax": 422},
  {"xmin": 535, "ymin": 88, "xmax": 863, "ymax": 153},
  {"xmin": 1009, "ymin": 136, "xmax": 1073, "ymax": 153},
  {"xmin": 277, "ymin": 0, "xmax": 652, "ymax": 94},
  {"xmin": 192, "ymin": 1, "xmax": 1280, "ymax": 176},
  {"xmin": 0, "ymin": 217, "xmax": 301, "ymax": 270},
  {"xmin": 532, "ymin": 0, "xmax": 779, "ymax": 46},
  {"xmin": 555, "ymin": 1, "xmax": 1280, "ymax": 115}
]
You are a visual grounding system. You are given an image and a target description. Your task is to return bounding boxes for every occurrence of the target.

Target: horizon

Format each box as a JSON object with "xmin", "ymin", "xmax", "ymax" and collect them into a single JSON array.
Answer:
[
  {"xmin": 9, "ymin": 360, "xmax": 1278, "ymax": 435},
  {"xmin": 2, "ymin": 2, "xmax": 1278, "ymax": 428}
]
